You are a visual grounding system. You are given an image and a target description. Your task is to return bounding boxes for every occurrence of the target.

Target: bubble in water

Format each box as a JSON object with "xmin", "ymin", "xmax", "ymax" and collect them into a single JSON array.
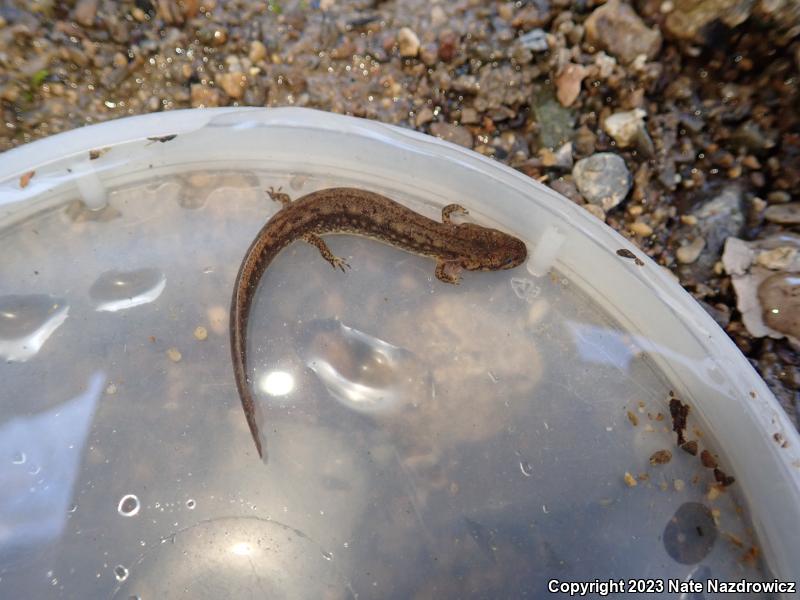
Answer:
[
  {"xmin": 89, "ymin": 268, "xmax": 166, "ymax": 312},
  {"xmin": 186, "ymin": 499, "xmax": 196, "ymax": 510},
  {"xmin": 11, "ymin": 451, "xmax": 26, "ymax": 465},
  {"xmin": 299, "ymin": 320, "xmax": 432, "ymax": 414},
  {"xmin": 0, "ymin": 294, "xmax": 69, "ymax": 361},
  {"xmin": 118, "ymin": 494, "xmax": 141, "ymax": 517},
  {"xmin": 114, "ymin": 565, "xmax": 129, "ymax": 582},
  {"xmin": 322, "ymin": 551, "xmax": 333, "ymax": 561},
  {"xmin": 68, "ymin": 504, "xmax": 78, "ymax": 514},
  {"xmin": 519, "ymin": 460, "xmax": 534, "ymax": 477}
]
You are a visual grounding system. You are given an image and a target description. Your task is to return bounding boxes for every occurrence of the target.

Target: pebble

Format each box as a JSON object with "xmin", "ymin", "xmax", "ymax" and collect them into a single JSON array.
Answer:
[
  {"xmin": 398, "ymin": 27, "xmax": 421, "ymax": 57},
  {"xmin": 583, "ymin": 204, "xmax": 606, "ymax": 221},
  {"xmin": 603, "ymin": 109, "xmax": 647, "ymax": 148},
  {"xmin": 555, "ymin": 64, "xmax": 588, "ymax": 107},
  {"xmin": 460, "ymin": 107, "xmax": 479, "ymax": 125},
  {"xmin": 216, "ymin": 72, "xmax": 248, "ymax": 99},
  {"xmin": 665, "ymin": 0, "xmax": 754, "ymax": 42},
  {"xmin": 74, "ymin": 0, "xmax": 99, "ymax": 27},
  {"xmin": 630, "ymin": 220, "xmax": 653, "ymax": 237},
  {"xmin": 765, "ymin": 203, "xmax": 800, "ymax": 225},
  {"xmin": 572, "ymin": 153, "xmax": 632, "ymax": 211},
  {"xmin": 429, "ymin": 122, "xmax": 473, "ymax": 148},
  {"xmin": 415, "ymin": 106, "xmax": 434, "ymax": 127},
  {"xmin": 584, "ymin": 0, "xmax": 662, "ymax": 64},
  {"xmin": 758, "ymin": 273, "xmax": 800, "ymax": 340},
  {"xmin": 431, "ymin": 6, "xmax": 447, "ymax": 28},
  {"xmin": 677, "ymin": 237, "xmax": 706, "ymax": 264},
  {"xmin": 249, "ymin": 40, "xmax": 267, "ymax": 63},
  {"xmin": 756, "ymin": 247, "xmax": 798, "ymax": 271},
  {"xmin": 512, "ymin": 4, "xmax": 552, "ymax": 29},
  {"xmin": 190, "ymin": 84, "xmax": 221, "ymax": 108},
  {"xmin": 693, "ymin": 186, "xmax": 744, "ymax": 261},
  {"xmin": 518, "ymin": 28, "xmax": 548, "ymax": 52}
]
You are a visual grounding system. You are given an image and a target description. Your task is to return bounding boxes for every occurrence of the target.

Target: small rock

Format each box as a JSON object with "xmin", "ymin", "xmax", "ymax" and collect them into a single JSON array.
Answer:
[
  {"xmin": 452, "ymin": 75, "xmax": 480, "ymax": 95},
  {"xmin": 583, "ymin": 204, "xmax": 606, "ymax": 220},
  {"xmin": 512, "ymin": 4, "xmax": 552, "ymax": 29},
  {"xmin": 585, "ymin": 0, "xmax": 662, "ymax": 64},
  {"xmin": 249, "ymin": 40, "xmax": 267, "ymax": 63},
  {"xmin": 460, "ymin": 107, "xmax": 479, "ymax": 124},
  {"xmin": 759, "ymin": 273, "xmax": 800, "ymax": 341},
  {"xmin": 216, "ymin": 72, "xmax": 247, "ymax": 99},
  {"xmin": 74, "ymin": 0, "xmax": 99, "ymax": 27},
  {"xmin": 630, "ymin": 220, "xmax": 653, "ymax": 237},
  {"xmin": 539, "ymin": 142, "xmax": 573, "ymax": 170},
  {"xmin": 190, "ymin": 83, "xmax": 221, "ymax": 107},
  {"xmin": 431, "ymin": 5, "xmax": 447, "ymax": 27},
  {"xmin": 767, "ymin": 191, "xmax": 792, "ymax": 204},
  {"xmin": 677, "ymin": 237, "xmax": 706, "ymax": 264},
  {"xmin": 757, "ymin": 247, "xmax": 799, "ymax": 271},
  {"xmin": 518, "ymin": 28, "xmax": 549, "ymax": 52},
  {"xmin": 572, "ymin": 152, "xmax": 632, "ymax": 211},
  {"xmin": 398, "ymin": 27, "xmax": 421, "ymax": 57},
  {"xmin": 429, "ymin": 122, "xmax": 473, "ymax": 148},
  {"xmin": 693, "ymin": 186, "xmax": 744, "ymax": 264},
  {"xmin": 665, "ymin": 0, "xmax": 754, "ymax": 42},
  {"xmin": 765, "ymin": 203, "xmax": 800, "ymax": 225},
  {"xmin": 722, "ymin": 237, "xmax": 755, "ymax": 276},
  {"xmin": 438, "ymin": 30, "xmax": 459, "ymax": 62},
  {"xmin": 533, "ymin": 90, "xmax": 575, "ymax": 150},
  {"xmin": 415, "ymin": 106, "xmax": 434, "ymax": 127},
  {"xmin": 603, "ymin": 109, "xmax": 646, "ymax": 148},
  {"xmin": 555, "ymin": 63, "xmax": 588, "ymax": 107}
]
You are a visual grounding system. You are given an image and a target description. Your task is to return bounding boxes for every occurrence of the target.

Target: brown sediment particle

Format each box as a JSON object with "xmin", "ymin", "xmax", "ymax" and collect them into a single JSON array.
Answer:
[
  {"xmin": 669, "ymin": 396, "xmax": 690, "ymax": 445},
  {"xmin": 19, "ymin": 170, "xmax": 35, "ymax": 188},
  {"xmin": 681, "ymin": 440, "xmax": 698, "ymax": 455},
  {"xmin": 623, "ymin": 472, "xmax": 637, "ymax": 487},
  {"xmin": 627, "ymin": 410, "xmax": 638, "ymax": 426},
  {"xmin": 773, "ymin": 432, "xmax": 790, "ymax": 448},
  {"xmin": 741, "ymin": 546, "xmax": 759, "ymax": 566},
  {"xmin": 700, "ymin": 449, "xmax": 718, "ymax": 469},
  {"xmin": 714, "ymin": 468, "xmax": 736, "ymax": 487},
  {"xmin": 649, "ymin": 449, "xmax": 672, "ymax": 465},
  {"xmin": 616, "ymin": 248, "xmax": 644, "ymax": 265}
]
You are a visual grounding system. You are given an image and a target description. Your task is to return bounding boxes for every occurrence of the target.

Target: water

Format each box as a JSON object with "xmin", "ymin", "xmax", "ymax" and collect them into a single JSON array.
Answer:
[{"xmin": 0, "ymin": 169, "xmax": 772, "ymax": 598}]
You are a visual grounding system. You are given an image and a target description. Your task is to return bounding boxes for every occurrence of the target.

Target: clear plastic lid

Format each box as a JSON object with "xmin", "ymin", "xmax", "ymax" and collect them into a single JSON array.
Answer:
[{"xmin": 1, "ymin": 108, "xmax": 798, "ymax": 598}]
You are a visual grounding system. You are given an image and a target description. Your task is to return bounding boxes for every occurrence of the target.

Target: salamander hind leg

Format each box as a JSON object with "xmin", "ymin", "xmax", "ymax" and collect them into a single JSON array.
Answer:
[
  {"xmin": 303, "ymin": 234, "xmax": 351, "ymax": 272},
  {"xmin": 267, "ymin": 186, "xmax": 293, "ymax": 207},
  {"xmin": 442, "ymin": 204, "xmax": 469, "ymax": 224},
  {"xmin": 435, "ymin": 259, "xmax": 463, "ymax": 284}
]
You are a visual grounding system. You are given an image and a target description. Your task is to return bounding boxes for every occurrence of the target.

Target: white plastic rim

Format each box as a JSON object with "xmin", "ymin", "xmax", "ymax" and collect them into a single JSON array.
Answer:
[{"xmin": 1, "ymin": 107, "xmax": 799, "ymax": 580}]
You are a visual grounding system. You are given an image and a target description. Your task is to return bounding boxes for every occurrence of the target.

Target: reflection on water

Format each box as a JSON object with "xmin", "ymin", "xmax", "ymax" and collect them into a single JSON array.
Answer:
[
  {"xmin": 0, "ymin": 295, "xmax": 69, "ymax": 362},
  {"xmin": 0, "ymin": 373, "xmax": 103, "ymax": 553},
  {"xmin": 300, "ymin": 320, "xmax": 433, "ymax": 415},
  {"xmin": 89, "ymin": 268, "xmax": 166, "ymax": 312}
]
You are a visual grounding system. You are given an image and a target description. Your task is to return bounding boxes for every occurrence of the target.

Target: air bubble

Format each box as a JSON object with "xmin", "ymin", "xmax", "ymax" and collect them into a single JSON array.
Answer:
[
  {"xmin": 118, "ymin": 494, "xmax": 141, "ymax": 517},
  {"xmin": 114, "ymin": 565, "xmax": 129, "ymax": 582}
]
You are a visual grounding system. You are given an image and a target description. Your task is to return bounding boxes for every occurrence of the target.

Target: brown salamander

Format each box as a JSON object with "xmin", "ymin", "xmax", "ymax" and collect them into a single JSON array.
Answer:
[{"xmin": 230, "ymin": 187, "xmax": 528, "ymax": 459}]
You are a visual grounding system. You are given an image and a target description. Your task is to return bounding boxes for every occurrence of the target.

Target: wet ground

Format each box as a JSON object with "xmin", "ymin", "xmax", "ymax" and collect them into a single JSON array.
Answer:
[{"xmin": 0, "ymin": 0, "xmax": 798, "ymax": 425}]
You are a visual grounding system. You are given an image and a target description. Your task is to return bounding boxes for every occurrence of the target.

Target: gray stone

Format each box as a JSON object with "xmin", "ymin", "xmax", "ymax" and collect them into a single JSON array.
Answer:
[{"xmin": 572, "ymin": 152, "xmax": 631, "ymax": 210}]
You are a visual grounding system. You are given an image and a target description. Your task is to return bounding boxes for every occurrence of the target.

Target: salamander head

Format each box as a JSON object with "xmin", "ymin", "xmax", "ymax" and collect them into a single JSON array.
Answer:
[{"xmin": 457, "ymin": 223, "xmax": 528, "ymax": 271}]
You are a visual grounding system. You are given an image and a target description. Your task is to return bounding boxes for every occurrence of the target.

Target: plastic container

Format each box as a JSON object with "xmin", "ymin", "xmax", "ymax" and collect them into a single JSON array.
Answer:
[{"xmin": 1, "ymin": 108, "xmax": 798, "ymax": 598}]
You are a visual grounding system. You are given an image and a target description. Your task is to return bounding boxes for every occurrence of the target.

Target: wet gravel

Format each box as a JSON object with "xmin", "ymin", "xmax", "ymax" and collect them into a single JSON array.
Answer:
[{"xmin": 0, "ymin": 0, "xmax": 798, "ymax": 425}]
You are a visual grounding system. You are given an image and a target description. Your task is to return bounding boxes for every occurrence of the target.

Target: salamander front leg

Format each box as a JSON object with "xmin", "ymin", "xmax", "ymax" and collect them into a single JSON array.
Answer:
[
  {"xmin": 435, "ymin": 258, "xmax": 463, "ymax": 284},
  {"xmin": 441, "ymin": 203, "xmax": 469, "ymax": 224},
  {"xmin": 303, "ymin": 234, "xmax": 351, "ymax": 272},
  {"xmin": 267, "ymin": 186, "xmax": 293, "ymax": 207}
]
